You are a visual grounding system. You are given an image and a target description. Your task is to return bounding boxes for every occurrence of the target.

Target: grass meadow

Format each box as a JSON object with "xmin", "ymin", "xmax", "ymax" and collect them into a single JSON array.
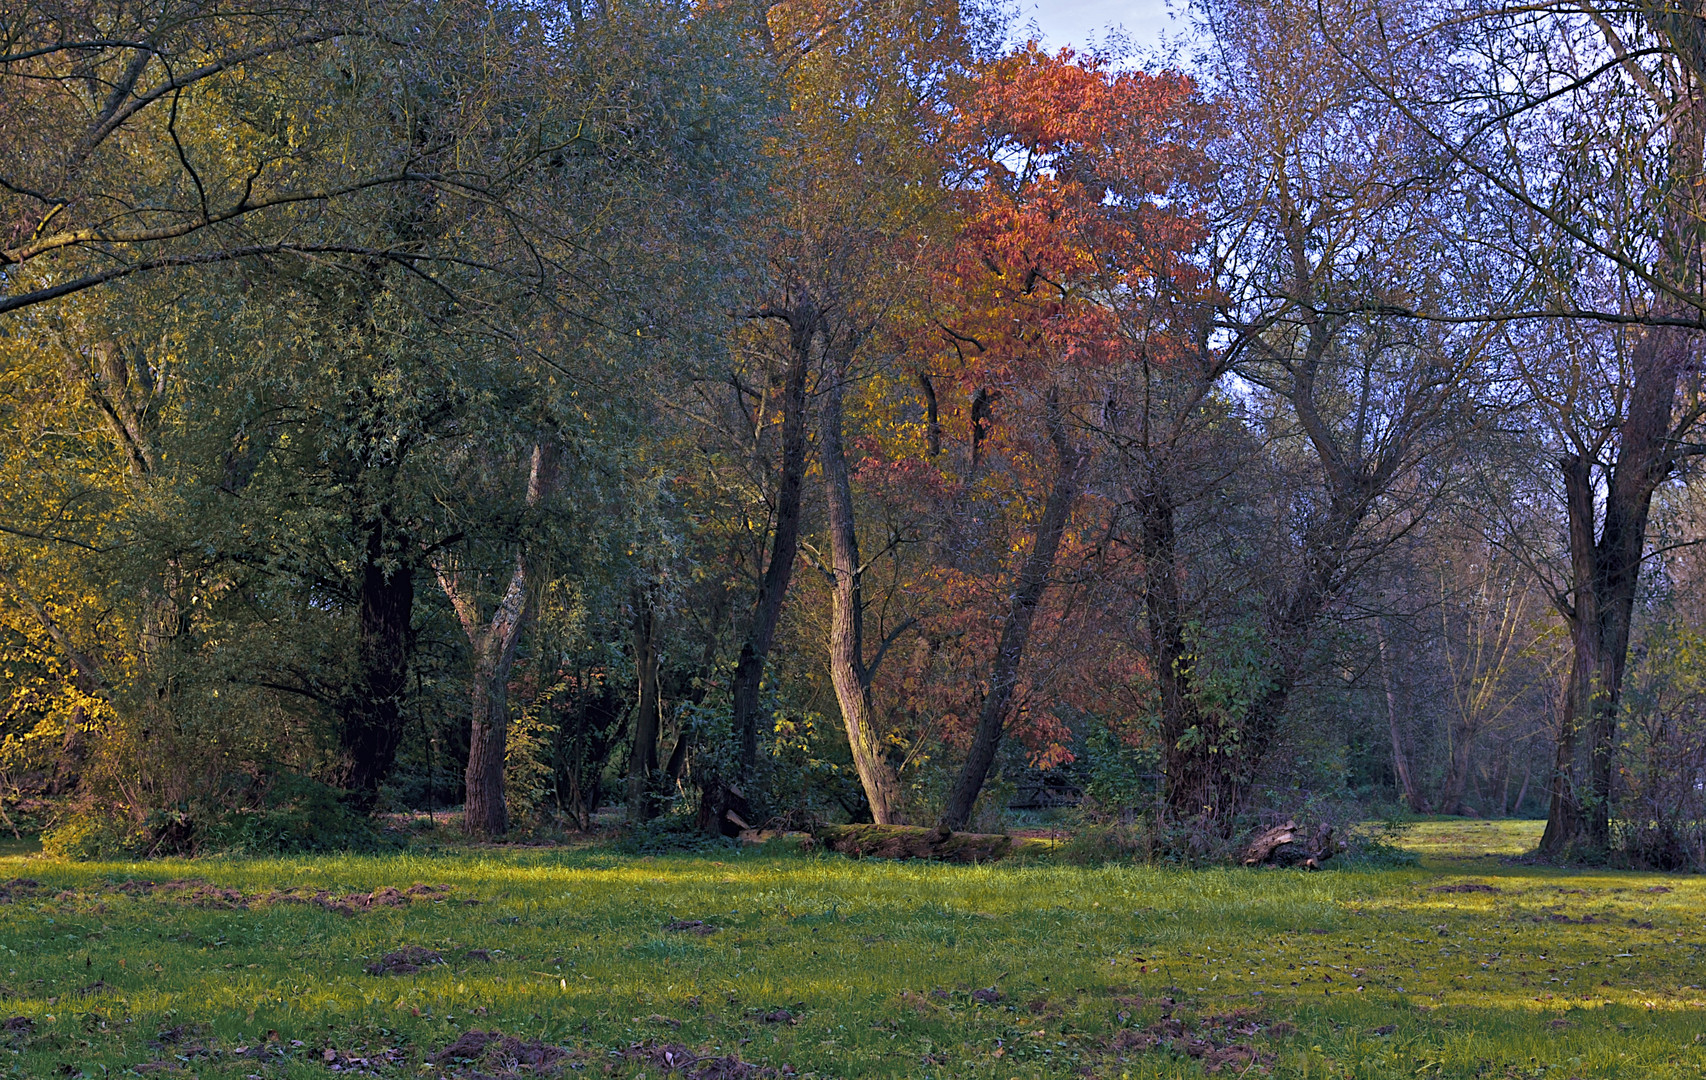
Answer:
[{"xmin": 0, "ymin": 820, "xmax": 1701, "ymax": 1078}]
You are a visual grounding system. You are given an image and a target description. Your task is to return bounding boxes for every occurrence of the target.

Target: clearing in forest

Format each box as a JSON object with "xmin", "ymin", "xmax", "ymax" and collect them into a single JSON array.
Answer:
[{"xmin": 0, "ymin": 821, "xmax": 1699, "ymax": 1078}]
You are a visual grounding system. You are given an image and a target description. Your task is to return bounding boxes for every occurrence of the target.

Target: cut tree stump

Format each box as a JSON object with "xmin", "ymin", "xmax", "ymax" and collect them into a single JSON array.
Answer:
[{"xmin": 815, "ymin": 824, "xmax": 1014, "ymax": 863}]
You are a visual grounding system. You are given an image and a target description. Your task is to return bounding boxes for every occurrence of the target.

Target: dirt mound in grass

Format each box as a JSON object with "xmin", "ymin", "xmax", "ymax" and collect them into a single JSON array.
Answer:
[
  {"xmin": 1106, "ymin": 1008, "xmax": 1273, "ymax": 1075},
  {"xmin": 0, "ymin": 880, "xmax": 41, "ymax": 904},
  {"xmin": 364, "ymin": 946, "xmax": 444, "ymax": 975},
  {"xmin": 427, "ymin": 1030, "xmax": 570, "ymax": 1075},
  {"xmin": 264, "ymin": 882, "xmax": 451, "ymax": 916},
  {"xmin": 625, "ymin": 1040, "xmax": 785, "ymax": 1079},
  {"xmin": 815, "ymin": 824, "xmax": 1013, "ymax": 862},
  {"xmin": 103, "ymin": 879, "xmax": 450, "ymax": 915},
  {"xmin": 110, "ymin": 879, "xmax": 247, "ymax": 907}
]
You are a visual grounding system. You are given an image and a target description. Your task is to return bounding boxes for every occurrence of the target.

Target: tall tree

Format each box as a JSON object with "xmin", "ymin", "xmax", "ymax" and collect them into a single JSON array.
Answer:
[{"xmin": 925, "ymin": 46, "xmax": 1214, "ymax": 829}]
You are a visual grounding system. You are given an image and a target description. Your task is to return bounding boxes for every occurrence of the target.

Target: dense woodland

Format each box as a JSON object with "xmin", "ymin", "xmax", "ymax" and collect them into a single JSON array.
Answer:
[{"xmin": 4, "ymin": 0, "xmax": 1706, "ymax": 866}]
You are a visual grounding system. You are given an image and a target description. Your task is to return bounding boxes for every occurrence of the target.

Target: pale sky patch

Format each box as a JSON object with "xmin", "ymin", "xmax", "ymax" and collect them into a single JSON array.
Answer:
[{"xmin": 1019, "ymin": 0, "xmax": 1184, "ymax": 54}]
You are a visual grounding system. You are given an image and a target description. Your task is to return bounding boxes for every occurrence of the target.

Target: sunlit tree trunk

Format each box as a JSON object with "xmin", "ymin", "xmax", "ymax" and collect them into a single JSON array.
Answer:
[
  {"xmin": 439, "ymin": 444, "xmax": 552, "ymax": 837},
  {"xmin": 821, "ymin": 350, "xmax": 905, "ymax": 824}
]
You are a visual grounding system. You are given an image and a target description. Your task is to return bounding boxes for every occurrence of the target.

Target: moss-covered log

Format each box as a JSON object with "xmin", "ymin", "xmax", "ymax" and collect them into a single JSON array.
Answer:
[{"xmin": 815, "ymin": 824, "xmax": 1014, "ymax": 862}]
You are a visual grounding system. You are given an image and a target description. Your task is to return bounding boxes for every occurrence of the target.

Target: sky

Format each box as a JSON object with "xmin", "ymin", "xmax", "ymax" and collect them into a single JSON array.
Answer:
[{"xmin": 1019, "ymin": 0, "xmax": 1180, "ymax": 52}]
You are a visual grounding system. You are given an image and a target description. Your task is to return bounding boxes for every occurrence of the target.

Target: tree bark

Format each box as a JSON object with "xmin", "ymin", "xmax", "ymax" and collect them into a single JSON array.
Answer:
[
  {"xmin": 938, "ymin": 393, "xmax": 1083, "ymax": 831},
  {"xmin": 440, "ymin": 444, "xmax": 552, "ymax": 837},
  {"xmin": 1374, "ymin": 620, "xmax": 1426, "ymax": 813},
  {"xmin": 627, "ymin": 597, "xmax": 663, "ymax": 822},
  {"xmin": 821, "ymin": 350, "xmax": 905, "ymax": 824},
  {"xmin": 1542, "ymin": 335, "xmax": 1676, "ymax": 854},
  {"xmin": 1140, "ymin": 472, "xmax": 1215, "ymax": 820},
  {"xmin": 707, "ymin": 296, "xmax": 814, "ymax": 831},
  {"xmin": 344, "ymin": 515, "xmax": 415, "ymax": 810}
]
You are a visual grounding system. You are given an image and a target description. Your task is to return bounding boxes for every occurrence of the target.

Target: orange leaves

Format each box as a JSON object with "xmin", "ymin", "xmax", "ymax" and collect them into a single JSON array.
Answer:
[{"xmin": 934, "ymin": 44, "xmax": 1215, "ymax": 388}]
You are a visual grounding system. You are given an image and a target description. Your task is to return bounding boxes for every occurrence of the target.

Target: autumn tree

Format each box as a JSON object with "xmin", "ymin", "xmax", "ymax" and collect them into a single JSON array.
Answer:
[{"xmin": 913, "ymin": 45, "xmax": 1214, "ymax": 830}]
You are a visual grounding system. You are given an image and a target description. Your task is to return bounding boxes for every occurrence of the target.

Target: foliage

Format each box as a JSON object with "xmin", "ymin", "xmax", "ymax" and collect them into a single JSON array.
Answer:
[
  {"xmin": 43, "ymin": 773, "xmax": 386, "ymax": 858},
  {"xmin": 1614, "ymin": 622, "xmax": 1706, "ymax": 870},
  {"xmin": 5, "ymin": 0, "xmax": 1706, "ymax": 865}
]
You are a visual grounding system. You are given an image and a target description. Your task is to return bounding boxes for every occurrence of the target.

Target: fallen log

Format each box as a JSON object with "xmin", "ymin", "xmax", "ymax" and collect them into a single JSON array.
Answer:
[
  {"xmin": 1242, "ymin": 820, "xmax": 1342, "ymax": 869},
  {"xmin": 1241, "ymin": 821, "xmax": 1297, "ymax": 866},
  {"xmin": 815, "ymin": 824, "xmax": 1014, "ymax": 863}
]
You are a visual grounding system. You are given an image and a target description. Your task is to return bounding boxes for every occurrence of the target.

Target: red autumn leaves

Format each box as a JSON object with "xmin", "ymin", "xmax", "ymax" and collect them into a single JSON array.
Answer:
[{"xmin": 854, "ymin": 45, "xmax": 1215, "ymax": 783}]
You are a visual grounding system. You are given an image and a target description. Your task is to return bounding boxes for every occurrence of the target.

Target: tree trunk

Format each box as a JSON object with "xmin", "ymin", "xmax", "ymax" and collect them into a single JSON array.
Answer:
[
  {"xmin": 917, "ymin": 370, "xmax": 941, "ymax": 458},
  {"xmin": 1438, "ymin": 717, "xmax": 1479, "ymax": 816},
  {"xmin": 1540, "ymin": 39, "xmax": 1703, "ymax": 854},
  {"xmin": 1374, "ymin": 620, "xmax": 1426, "ymax": 813},
  {"xmin": 1542, "ymin": 363, "xmax": 1672, "ymax": 854},
  {"xmin": 462, "ymin": 618, "xmax": 521, "ymax": 836},
  {"xmin": 343, "ymin": 515, "xmax": 415, "ymax": 811},
  {"xmin": 440, "ymin": 444, "xmax": 553, "ymax": 838},
  {"xmin": 822, "ymin": 351, "xmax": 905, "ymax": 824},
  {"xmin": 1140, "ymin": 471, "xmax": 1215, "ymax": 820},
  {"xmin": 708, "ymin": 297, "xmax": 814, "ymax": 831},
  {"xmin": 627, "ymin": 598, "xmax": 663, "ymax": 822},
  {"xmin": 938, "ymin": 393, "xmax": 1083, "ymax": 831}
]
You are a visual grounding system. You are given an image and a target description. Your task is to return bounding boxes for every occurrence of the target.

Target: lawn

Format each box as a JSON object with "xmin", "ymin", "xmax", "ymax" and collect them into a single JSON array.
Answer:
[{"xmin": 0, "ymin": 821, "xmax": 1701, "ymax": 1078}]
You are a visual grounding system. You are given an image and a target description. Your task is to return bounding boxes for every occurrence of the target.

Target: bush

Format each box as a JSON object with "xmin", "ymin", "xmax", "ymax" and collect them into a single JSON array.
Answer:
[
  {"xmin": 1054, "ymin": 820, "xmax": 1150, "ymax": 864},
  {"xmin": 41, "ymin": 772, "xmax": 389, "ymax": 858},
  {"xmin": 1614, "ymin": 623, "xmax": 1706, "ymax": 870},
  {"xmin": 1339, "ymin": 818, "xmax": 1421, "ymax": 867},
  {"xmin": 193, "ymin": 773, "xmax": 389, "ymax": 855},
  {"xmin": 40, "ymin": 809, "xmax": 146, "ymax": 859},
  {"xmin": 614, "ymin": 808, "xmax": 736, "ymax": 855}
]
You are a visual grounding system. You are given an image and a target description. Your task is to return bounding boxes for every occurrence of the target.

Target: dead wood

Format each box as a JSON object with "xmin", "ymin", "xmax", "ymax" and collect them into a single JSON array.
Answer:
[
  {"xmin": 815, "ymin": 824, "xmax": 1013, "ymax": 862},
  {"xmin": 1241, "ymin": 820, "xmax": 1342, "ymax": 869}
]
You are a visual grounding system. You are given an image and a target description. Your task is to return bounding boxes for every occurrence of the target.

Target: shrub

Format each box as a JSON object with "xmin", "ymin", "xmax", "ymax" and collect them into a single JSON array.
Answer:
[
  {"xmin": 40, "ymin": 808, "xmax": 145, "ymax": 859},
  {"xmin": 42, "ymin": 771, "xmax": 388, "ymax": 858},
  {"xmin": 614, "ymin": 808, "xmax": 736, "ymax": 855}
]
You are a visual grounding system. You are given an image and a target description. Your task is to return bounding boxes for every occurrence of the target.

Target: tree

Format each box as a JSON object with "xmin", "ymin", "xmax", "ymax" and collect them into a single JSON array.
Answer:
[
  {"xmin": 437, "ymin": 445, "xmax": 554, "ymax": 837},
  {"xmin": 1181, "ymin": 0, "xmax": 1497, "ymax": 825},
  {"xmin": 922, "ymin": 45, "xmax": 1213, "ymax": 829},
  {"xmin": 1308, "ymin": 0, "xmax": 1706, "ymax": 853}
]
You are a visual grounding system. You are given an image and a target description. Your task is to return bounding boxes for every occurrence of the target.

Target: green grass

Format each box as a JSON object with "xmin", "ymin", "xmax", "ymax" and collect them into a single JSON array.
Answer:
[
  {"xmin": 1395, "ymin": 819, "xmax": 1547, "ymax": 864},
  {"xmin": 0, "ymin": 826, "xmax": 1702, "ymax": 1078}
]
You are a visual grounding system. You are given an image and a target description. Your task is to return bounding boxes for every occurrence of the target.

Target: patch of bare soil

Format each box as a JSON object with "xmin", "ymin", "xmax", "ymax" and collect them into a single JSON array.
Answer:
[
  {"xmin": 364, "ymin": 946, "xmax": 445, "ymax": 976},
  {"xmin": 268, "ymin": 882, "xmax": 451, "ymax": 916},
  {"xmin": 625, "ymin": 1040, "xmax": 790, "ymax": 1079},
  {"xmin": 1105, "ymin": 1008, "xmax": 1274, "ymax": 1075},
  {"xmin": 0, "ymin": 879, "xmax": 41, "ymax": 904},
  {"xmin": 428, "ymin": 1030, "xmax": 572, "ymax": 1078},
  {"xmin": 1, "ymin": 1015, "xmax": 32, "ymax": 1044}
]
